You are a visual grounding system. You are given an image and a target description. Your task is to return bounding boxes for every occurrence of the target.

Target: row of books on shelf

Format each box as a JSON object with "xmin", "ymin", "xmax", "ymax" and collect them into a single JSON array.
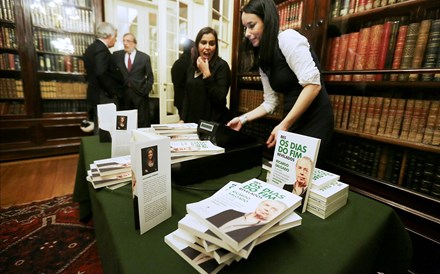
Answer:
[
  {"xmin": 0, "ymin": 0, "xmax": 15, "ymax": 22},
  {"xmin": 276, "ymin": 0, "xmax": 303, "ymax": 31},
  {"xmin": 0, "ymin": 53, "xmax": 20, "ymax": 71},
  {"xmin": 40, "ymin": 80, "xmax": 87, "ymax": 99},
  {"xmin": 329, "ymin": 95, "xmax": 440, "ymax": 146},
  {"xmin": 331, "ymin": 0, "xmax": 409, "ymax": 18},
  {"xmin": 38, "ymin": 54, "xmax": 85, "ymax": 74},
  {"xmin": 42, "ymin": 100, "xmax": 87, "ymax": 113},
  {"xmin": 326, "ymin": 16, "xmax": 440, "ymax": 82},
  {"xmin": 330, "ymin": 137, "xmax": 440, "ymax": 197},
  {"xmin": 31, "ymin": 3, "xmax": 94, "ymax": 34},
  {"xmin": 238, "ymin": 89, "xmax": 284, "ymax": 120},
  {"xmin": 0, "ymin": 78, "xmax": 23, "ymax": 99},
  {"xmin": 0, "ymin": 25, "xmax": 16, "ymax": 49},
  {"xmin": 34, "ymin": 29, "xmax": 94, "ymax": 56},
  {"xmin": 0, "ymin": 101, "xmax": 25, "ymax": 115}
]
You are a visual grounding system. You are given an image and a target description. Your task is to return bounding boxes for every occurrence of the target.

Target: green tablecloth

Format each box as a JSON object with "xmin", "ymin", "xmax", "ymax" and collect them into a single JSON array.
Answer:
[{"xmin": 73, "ymin": 136, "xmax": 412, "ymax": 274}]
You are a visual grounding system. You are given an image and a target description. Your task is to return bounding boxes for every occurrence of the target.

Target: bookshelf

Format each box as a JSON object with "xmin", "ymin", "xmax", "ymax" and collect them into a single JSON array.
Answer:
[
  {"xmin": 0, "ymin": 0, "xmax": 103, "ymax": 161},
  {"xmin": 325, "ymin": 1, "xmax": 440, "ymax": 273},
  {"xmin": 231, "ymin": 1, "xmax": 439, "ymax": 272}
]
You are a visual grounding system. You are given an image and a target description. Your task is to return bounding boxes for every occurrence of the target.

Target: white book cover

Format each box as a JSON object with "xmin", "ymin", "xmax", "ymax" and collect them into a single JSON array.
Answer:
[
  {"xmin": 151, "ymin": 123, "xmax": 198, "ymax": 134},
  {"xmin": 87, "ymin": 166, "xmax": 131, "ymax": 189},
  {"xmin": 130, "ymin": 129, "xmax": 171, "ymax": 234},
  {"xmin": 172, "ymin": 228, "xmax": 212, "ymax": 257},
  {"xmin": 111, "ymin": 109, "xmax": 138, "ymax": 157},
  {"xmin": 97, "ymin": 103, "xmax": 116, "ymax": 134},
  {"xmin": 169, "ymin": 133, "xmax": 200, "ymax": 140},
  {"xmin": 268, "ymin": 131, "xmax": 320, "ymax": 213},
  {"xmin": 311, "ymin": 168, "xmax": 340, "ymax": 189},
  {"xmin": 309, "ymin": 181, "xmax": 349, "ymax": 203},
  {"xmin": 308, "ymin": 192, "xmax": 348, "ymax": 211},
  {"xmin": 307, "ymin": 196, "xmax": 348, "ymax": 219},
  {"xmin": 94, "ymin": 155, "xmax": 131, "ymax": 176},
  {"xmin": 164, "ymin": 232, "xmax": 230, "ymax": 274},
  {"xmin": 170, "ymin": 140, "xmax": 224, "ymax": 156},
  {"xmin": 186, "ymin": 178, "xmax": 301, "ymax": 252},
  {"xmin": 178, "ymin": 214, "xmax": 256, "ymax": 258},
  {"xmin": 200, "ymin": 210, "xmax": 301, "ymax": 254}
]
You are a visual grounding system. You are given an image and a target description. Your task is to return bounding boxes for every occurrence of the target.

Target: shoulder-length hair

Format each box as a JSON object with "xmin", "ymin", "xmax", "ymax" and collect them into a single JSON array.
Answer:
[
  {"xmin": 192, "ymin": 27, "xmax": 219, "ymax": 68},
  {"xmin": 242, "ymin": 0, "xmax": 279, "ymax": 73}
]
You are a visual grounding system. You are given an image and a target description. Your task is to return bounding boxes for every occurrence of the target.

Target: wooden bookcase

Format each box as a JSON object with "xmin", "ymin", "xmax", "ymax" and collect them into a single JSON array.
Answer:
[
  {"xmin": 0, "ymin": 0, "xmax": 103, "ymax": 162},
  {"xmin": 231, "ymin": 1, "xmax": 439, "ymax": 272}
]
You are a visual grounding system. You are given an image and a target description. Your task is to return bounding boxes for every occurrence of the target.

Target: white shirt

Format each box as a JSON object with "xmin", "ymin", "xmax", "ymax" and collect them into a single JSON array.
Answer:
[
  {"xmin": 125, "ymin": 50, "xmax": 137, "ymax": 68},
  {"xmin": 260, "ymin": 29, "xmax": 321, "ymax": 114}
]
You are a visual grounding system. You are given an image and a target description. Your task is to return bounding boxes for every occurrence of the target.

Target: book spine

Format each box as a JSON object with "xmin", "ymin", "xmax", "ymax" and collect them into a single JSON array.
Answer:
[
  {"xmin": 353, "ymin": 26, "xmax": 371, "ymax": 82},
  {"xmin": 421, "ymin": 19, "xmax": 440, "ymax": 81},
  {"xmin": 422, "ymin": 100, "xmax": 440, "ymax": 145},
  {"xmin": 364, "ymin": 23, "xmax": 384, "ymax": 81},
  {"xmin": 399, "ymin": 99, "xmax": 415, "ymax": 140},
  {"xmin": 383, "ymin": 19, "xmax": 401, "ymax": 80},
  {"xmin": 342, "ymin": 32, "xmax": 359, "ymax": 81},
  {"xmin": 391, "ymin": 99, "xmax": 406, "ymax": 138},
  {"xmin": 328, "ymin": 36, "xmax": 341, "ymax": 81},
  {"xmin": 414, "ymin": 100, "xmax": 431, "ymax": 142},
  {"xmin": 375, "ymin": 21, "xmax": 393, "ymax": 81},
  {"xmin": 341, "ymin": 95, "xmax": 352, "ymax": 130},
  {"xmin": 370, "ymin": 96, "xmax": 384, "ymax": 134},
  {"xmin": 408, "ymin": 19, "xmax": 433, "ymax": 81},
  {"xmin": 397, "ymin": 22, "xmax": 420, "ymax": 81},
  {"xmin": 389, "ymin": 23, "xmax": 409, "ymax": 81},
  {"xmin": 334, "ymin": 34, "xmax": 350, "ymax": 81},
  {"xmin": 363, "ymin": 96, "xmax": 376, "ymax": 133},
  {"xmin": 348, "ymin": 96, "xmax": 358, "ymax": 130},
  {"xmin": 357, "ymin": 96, "xmax": 370, "ymax": 133},
  {"xmin": 336, "ymin": 95, "xmax": 345, "ymax": 129},
  {"xmin": 377, "ymin": 97, "xmax": 391, "ymax": 136}
]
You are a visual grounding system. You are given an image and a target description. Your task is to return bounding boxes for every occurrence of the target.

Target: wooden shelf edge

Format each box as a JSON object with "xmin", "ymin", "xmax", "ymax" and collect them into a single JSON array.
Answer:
[{"xmin": 334, "ymin": 129, "xmax": 440, "ymax": 153}]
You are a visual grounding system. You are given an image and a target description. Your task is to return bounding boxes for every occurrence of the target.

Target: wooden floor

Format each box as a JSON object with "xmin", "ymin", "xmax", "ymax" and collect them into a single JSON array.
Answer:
[{"xmin": 0, "ymin": 154, "xmax": 79, "ymax": 208}]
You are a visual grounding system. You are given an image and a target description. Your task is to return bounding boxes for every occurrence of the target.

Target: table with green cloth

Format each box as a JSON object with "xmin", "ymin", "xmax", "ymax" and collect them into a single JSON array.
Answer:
[{"xmin": 73, "ymin": 136, "xmax": 412, "ymax": 274}]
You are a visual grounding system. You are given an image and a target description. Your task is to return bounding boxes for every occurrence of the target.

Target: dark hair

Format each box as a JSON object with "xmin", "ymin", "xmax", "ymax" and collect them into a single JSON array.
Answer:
[
  {"xmin": 192, "ymin": 27, "xmax": 219, "ymax": 68},
  {"xmin": 182, "ymin": 39, "xmax": 195, "ymax": 53},
  {"xmin": 242, "ymin": 0, "xmax": 279, "ymax": 73}
]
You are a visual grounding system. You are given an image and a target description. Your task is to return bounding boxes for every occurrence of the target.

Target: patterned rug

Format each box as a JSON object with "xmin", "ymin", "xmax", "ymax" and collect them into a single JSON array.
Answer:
[{"xmin": 0, "ymin": 195, "xmax": 103, "ymax": 274}]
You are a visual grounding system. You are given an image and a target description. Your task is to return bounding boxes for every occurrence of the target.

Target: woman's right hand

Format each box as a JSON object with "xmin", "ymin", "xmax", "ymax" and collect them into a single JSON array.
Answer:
[{"xmin": 226, "ymin": 117, "xmax": 242, "ymax": 131}]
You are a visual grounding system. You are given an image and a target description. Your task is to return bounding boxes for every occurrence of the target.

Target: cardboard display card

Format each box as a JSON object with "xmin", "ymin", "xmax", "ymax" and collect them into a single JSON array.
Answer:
[{"xmin": 130, "ymin": 129, "xmax": 172, "ymax": 234}]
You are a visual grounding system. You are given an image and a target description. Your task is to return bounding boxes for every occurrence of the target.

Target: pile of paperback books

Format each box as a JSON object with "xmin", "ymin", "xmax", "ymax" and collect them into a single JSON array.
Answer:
[
  {"xmin": 165, "ymin": 178, "xmax": 302, "ymax": 274},
  {"xmin": 86, "ymin": 155, "xmax": 132, "ymax": 190}
]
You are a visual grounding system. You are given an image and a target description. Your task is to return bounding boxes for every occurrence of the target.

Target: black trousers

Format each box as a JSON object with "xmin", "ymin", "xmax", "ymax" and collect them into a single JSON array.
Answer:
[{"xmin": 120, "ymin": 87, "xmax": 150, "ymax": 128}]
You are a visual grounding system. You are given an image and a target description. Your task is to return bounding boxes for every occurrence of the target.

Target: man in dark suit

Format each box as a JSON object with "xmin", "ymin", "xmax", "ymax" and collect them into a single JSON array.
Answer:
[
  {"xmin": 113, "ymin": 33, "xmax": 154, "ymax": 128},
  {"xmin": 171, "ymin": 38, "xmax": 194, "ymax": 115},
  {"xmin": 83, "ymin": 22, "xmax": 122, "ymax": 133}
]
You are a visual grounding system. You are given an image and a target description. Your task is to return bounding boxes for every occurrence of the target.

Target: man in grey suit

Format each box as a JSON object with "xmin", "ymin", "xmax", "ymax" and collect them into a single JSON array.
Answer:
[
  {"xmin": 83, "ymin": 22, "xmax": 122, "ymax": 132},
  {"xmin": 113, "ymin": 33, "xmax": 154, "ymax": 128}
]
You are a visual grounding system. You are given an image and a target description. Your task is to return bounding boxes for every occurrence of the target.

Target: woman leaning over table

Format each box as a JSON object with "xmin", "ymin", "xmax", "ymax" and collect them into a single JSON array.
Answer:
[
  {"xmin": 180, "ymin": 27, "xmax": 232, "ymax": 124},
  {"xmin": 227, "ymin": 0, "xmax": 334, "ymax": 166}
]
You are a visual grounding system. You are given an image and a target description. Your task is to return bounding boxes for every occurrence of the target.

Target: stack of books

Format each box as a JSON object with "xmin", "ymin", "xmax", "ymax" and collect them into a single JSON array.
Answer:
[
  {"xmin": 86, "ymin": 155, "xmax": 132, "ymax": 189},
  {"xmin": 306, "ymin": 181, "xmax": 349, "ymax": 219},
  {"xmin": 151, "ymin": 123, "xmax": 225, "ymax": 164},
  {"xmin": 165, "ymin": 178, "xmax": 302, "ymax": 274}
]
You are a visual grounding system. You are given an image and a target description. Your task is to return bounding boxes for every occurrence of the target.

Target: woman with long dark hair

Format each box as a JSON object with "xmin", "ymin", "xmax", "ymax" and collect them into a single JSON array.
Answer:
[
  {"xmin": 180, "ymin": 27, "xmax": 232, "ymax": 124},
  {"xmin": 227, "ymin": 0, "xmax": 334, "ymax": 165}
]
